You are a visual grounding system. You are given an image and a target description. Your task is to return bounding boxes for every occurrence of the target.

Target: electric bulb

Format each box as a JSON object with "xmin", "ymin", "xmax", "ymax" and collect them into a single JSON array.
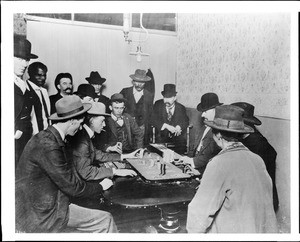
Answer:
[{"xmin": 136, "ymin": 54, "xmax": 142, "ymax": 62}]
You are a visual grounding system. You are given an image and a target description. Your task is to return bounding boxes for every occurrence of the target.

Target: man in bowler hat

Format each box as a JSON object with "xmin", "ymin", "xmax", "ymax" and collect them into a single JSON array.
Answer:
[
  {"xmin": 14, "ymin": 35, "xmax": 38, "ymax": 166},
  {"xmin": 181, "ymin": 92, "xmax": 222, "ymax": 174},
  {"xmin": 151, "ymin": 84, "xmax": 189, "ymax": 154},
  {"xmin": 15, "ymin": 95, "xmax": 118, "ymax": 233},
  {"xmin": 232, "ymin": 102, "xmax": 279, "ymax": 212}
]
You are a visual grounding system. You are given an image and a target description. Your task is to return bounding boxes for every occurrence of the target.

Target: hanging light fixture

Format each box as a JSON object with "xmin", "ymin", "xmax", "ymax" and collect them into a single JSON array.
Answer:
[
  {"xmin": 130, "ymin": 44, "xmax": 150, "ymax": 62},
  {"xmin": 123, "ymin": 13, "xmax": 132, "ymax": 44}
]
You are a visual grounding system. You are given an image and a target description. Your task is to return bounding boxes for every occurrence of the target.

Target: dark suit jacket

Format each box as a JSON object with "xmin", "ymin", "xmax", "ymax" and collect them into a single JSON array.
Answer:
[
  {"xmin": 49, "ymin": 93, "xmax": 63, "ymax": 114},
  {"xmin": 105, "ymin": 113, "xmax": 144, "ymax": 152},
  {"xmin": 15, "ymin": 126, "xmax": 103, "ymax": 232},
  {"xmin": 151, "ymin": 99, "xmax": 189, "ymax": 141},
  {"xmin": 69, "ymin": 127, "xmax": 121, "ymax": 181},
  {"xmin": 241, "ymin": 130, "xmax": 279, "ymax": 211},
  {"xmin": 189, "ymin": 126, "xmax": 221, "ymax": 174}
]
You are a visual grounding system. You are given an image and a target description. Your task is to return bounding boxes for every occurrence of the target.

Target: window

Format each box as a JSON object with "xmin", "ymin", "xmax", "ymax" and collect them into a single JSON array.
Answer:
[
  {"xmin": 74, "ymin": 13, "xmax": 123, "ymax": 26},
  {"xmin": 27, "ymin": 13, "xmax": 72, "ymax": 20}
]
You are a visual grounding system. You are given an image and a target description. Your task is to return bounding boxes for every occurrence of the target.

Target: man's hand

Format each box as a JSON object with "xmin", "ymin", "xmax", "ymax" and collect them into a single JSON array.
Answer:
[
  {"xmin": 106, "ymin": 142, "xmax": 122, "ymax": 154},
  {"xmin": 114, "ymin": 169, "xmax": 137, "ymax": 177},
  {"xmin": 174, "ymin": 125, "xmax": 182, "ymax": 136},
  {"xmin": 99, "ymin": 178, "xmax": 113, "ymax": 190},
  {"xmin": 180, "ymin": 156, "xmax": 195, "ymax": 168},
  {"xmin": 164, "ymin": 124, "xmax": 177, "ymax": 133},
  {"xmin": 15, "ymin": 130, "xmax": 23, "ymax": 139},
  {"xmin": 121, "ymin": 148, "xmax": 145, "ymax": 159}
]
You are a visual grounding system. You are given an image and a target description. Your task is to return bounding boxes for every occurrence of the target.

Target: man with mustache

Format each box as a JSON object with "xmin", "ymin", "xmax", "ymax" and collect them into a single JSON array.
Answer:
[
  {"xmin": 151, "ymin": 84, "xmax": 189, "ymax": 154},
  {"xmin": 181, "ymin": 93, "xmax": 222, "ymax": 175},
  {"xmin": 14, "ymin": 35, "xmax": 38, "ymax": 166},
  {"xmin": 26, "ymin": 62, "xmax": 50, "ymax": 135},
  {"xmin": 49, "ymin": 72, "xmax": 73, "ymax": 114}
]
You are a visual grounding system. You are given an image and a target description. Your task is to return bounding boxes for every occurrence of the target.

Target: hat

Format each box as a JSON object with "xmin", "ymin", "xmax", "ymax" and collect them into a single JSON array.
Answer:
[
  {"xmin": 14, "ymin": 35, "xmax": 38, "ymax": 60},
  {"xmin": 110, "ymin": 93, "xmax": 127, "ymax": 104},
  {"xmin": 49, "ymin": 95, "xmax": 91, "ymax": 121},
  {"xmin": 86, "ymin": 71, "xmax": 106, "ymax": 85},
  {"xmin": 204, "ymin": 105, "xmax": 254, "ymax": 133},
  {"xmin": 87, "ymin": 102, "xmax": 110, "ymax": 116},
  {"xmin": 75, "ymin": 84, "xmax": 96, "ymax": 99},
  {"xmin": 197, "ymin": 92, "xmax": 223, "ymax": 112},
  {"xmin": 161, "ymin": 84, "xmax": 177, "ymax": 98},
  {"xmin": 129, "ymin": 69, "xmax": 151, "ymax": 82},
  {"xmin": 231, "ymin": 102, "xmax": 262, "ymax": 126}
]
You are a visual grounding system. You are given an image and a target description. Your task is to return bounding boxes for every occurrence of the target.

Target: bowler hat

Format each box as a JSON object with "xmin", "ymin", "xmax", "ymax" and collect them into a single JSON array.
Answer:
[
  {"xmin": 75, "ymin": 84, "xmax": 96, "ymax": 99},
  {"xmin": 129, "ymin": 69, "xmax": 151, "ymax": 82},
  {"xmin": 14, "ymin": 35, "xmax": 38, "ymax": 60},
  {"xmin": 110, "ymin": 93, "xmax": 127, "ymax": 104},
  {"xmin": 161, "ymin": 84, "xmax": 177, "ymax": 98},
  {"xmin": 204, "ymin": 105, "xmax": 254, "ymax": 133},
  {"xmin": 197, "ymin": 92, "xmax": 223, "ymax": 112},
  {"xmin": 49, "ymin": 95, "xmax": 91, "ymax": 121},
  {"xmin": 87, "ymin": 102, "xmax": 110, "ymax": 116},
  {"xmin": 86, "ymin": 71, "xmax": 106, "ymax": 85},
  {"xmin": 231, "ymin": 102, "xmax": 262, "ymax": 126}
]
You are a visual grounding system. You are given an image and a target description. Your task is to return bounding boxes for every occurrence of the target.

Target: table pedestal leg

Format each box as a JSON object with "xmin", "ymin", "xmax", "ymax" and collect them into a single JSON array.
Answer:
[{"xmin": 158, "ymin": 205, "xmax": 180, "ymax": 233}]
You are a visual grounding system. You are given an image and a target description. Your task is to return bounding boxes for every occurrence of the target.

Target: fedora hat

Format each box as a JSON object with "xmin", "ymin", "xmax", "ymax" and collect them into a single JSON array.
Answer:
[
  {"xmin": 75, "ymin": 84, "xmax": 96, "ymax": 99},
  {"xmin": 110, "ymin": 93, "xmax": 127, "ymax": 104},
  {"xmin": 86, "ymin": 71, "xmax": 106, "ymax": 85},
  {"xmin": 161, "ymin": 84, "xmax": 177, "ymax": 98},
  {"xmin": 204, "ymin": 105, "xmax": 254, "ymax": 133},
  {"xmin": 231, "ymin": 102, "xmax": 262, "ymax": 126},
  {"xmin": 87, "ymin": 102, "xmax": 110, "ymax": 116},
  {"xmin": 197, "ymin": 92, "xmax": 223, "ymax": 112},
  {"xmin": 14, "ymin": 35, "xmax": 38, "ymax": 60},
  {"xmin": 49, "ymin": 95, "xmax": 91, "ymax": 121},
  {"xmin": 129, "ymin": 69, "xmax": 151, "ymax": 82}
]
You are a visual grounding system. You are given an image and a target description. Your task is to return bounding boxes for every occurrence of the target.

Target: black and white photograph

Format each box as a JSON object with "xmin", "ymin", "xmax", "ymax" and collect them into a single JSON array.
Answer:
[{"xmin": 1, "ymin": 1, "xmax": 299, "ymax": 241}]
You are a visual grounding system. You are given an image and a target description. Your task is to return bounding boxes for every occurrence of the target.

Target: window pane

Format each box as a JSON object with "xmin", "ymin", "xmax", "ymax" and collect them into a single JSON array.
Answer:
[
  {"xmin": 132, "ymin": 13, "xmax": 176, "ymax": 32},
  {"xmin": 74, "ymin": 13, "xmax": 123, "ymax": 26},
  {"xmin": 27, "ymin": 13, "xmax": 72, "ymax": 20}
]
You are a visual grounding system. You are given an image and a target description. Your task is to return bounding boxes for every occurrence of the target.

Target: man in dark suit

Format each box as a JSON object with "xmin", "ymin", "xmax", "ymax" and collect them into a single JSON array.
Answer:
[
  {"xmin": 181, "ymin": 93, "xmax": 222, "ymax": 174},
  {"xmin": 232, "ymin": 102, "xmax": 279, "ymax": 212},
  {"xmin": 151, "ymin": 84, "xmax": 189, "ymax": 154},
  {"xmin": 14, "ymin": 35, "xmax": 38, "ymax": 166},
  {"xmin": 26, "ymin": 62, "xmax": 50, "ymax": 135},
  {"xmin": 15, "ymin": 95, "xmax": 118, "ymax": 233},
  {"xmin": 49, "ymin": 72, "xmax": 73, "ymax": 114},
  {"xmin": 104, "ymin": 93, "xmax": 144, "ymax": 154},
  {"xmin": 120, "ymin": 69, "xmax": 154, "ymax": 145}
]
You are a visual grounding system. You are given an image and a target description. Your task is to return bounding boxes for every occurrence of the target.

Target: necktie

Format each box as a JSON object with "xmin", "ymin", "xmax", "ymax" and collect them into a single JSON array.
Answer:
[
  {"xmin": 40, "ymin": 90, "xmax": 49, "ymax": 124},
  {"xmin": 167, "ymin": 107, "xmax": 172, "ymax": 122},
  {"xmin": 116, "ymin": 117, "xmax": 124, "ymax": 126}
]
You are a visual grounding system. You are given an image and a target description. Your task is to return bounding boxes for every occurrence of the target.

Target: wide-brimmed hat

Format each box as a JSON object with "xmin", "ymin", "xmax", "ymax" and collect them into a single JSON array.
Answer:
[
  {"xmin": 14, "ymin": 35, "xmax": 38, "ymax": 60},
  {"xmin": 110, "ymin": 93, "xmax": 127, "ymax": 104},
  {"xmin": 197, "ymin": 92, "xmax": 223, "ymax": 112},
  {"xmin": 49, "ymin": 95, "xmax": 91, "ymax": 121},
  {"xmin": 74, "ymin": 84, "xmax": 96, "ymax": 99},
  {"xmin": 86, "ymin": 71, "xmax": 106, "ymax": 85},
  {"xmin": 161, "ymin": 84, "xmax": 177, "ymax": 98},
  {"xmin": 204, "ymin": 105, "xmax": 254, "ymax": 133},
  {"xmin": 87, "ymin": 102, "xmax": 110, "ymax": 116},
  {"xmin": 129, "ymin": 69, "xmax": 151, "ymax": 82},
  {"xmin": 231, "ymin": 102, "xmax": 262, "ymax": 126}
]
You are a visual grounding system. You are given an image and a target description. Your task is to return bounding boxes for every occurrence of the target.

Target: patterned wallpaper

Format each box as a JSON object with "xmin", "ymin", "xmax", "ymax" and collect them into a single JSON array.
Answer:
[
  {"xmin": 176, "ymin": 14, "xmax": 290, "ymax": 119},
  {"xmin": 14, "ymin": 13, "xmax": 27, "ymax": 36}
]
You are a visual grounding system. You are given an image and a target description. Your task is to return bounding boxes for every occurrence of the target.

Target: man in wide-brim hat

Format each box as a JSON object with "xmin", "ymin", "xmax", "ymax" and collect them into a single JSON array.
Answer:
[
  {"xmin": 186, "ymin": 105, "xmax": 278, "ymax": 233},
  {"xmin": 181, "ymin": 92, "xmax": 223, "ymax": 174},
  {"xmin": 232, "ymin": 101, "xmax": 279, "ymax": 212},
  {"xmin": 15, "ymin": 95, "xmax": 118, "ymax": 233},
  {"xmin": 120, "ymin": 69, "xmax": 154, "ymax": 145},
  {"xmin": 14, "ymin": 35, "xmax": 39, "ymax": 165}
]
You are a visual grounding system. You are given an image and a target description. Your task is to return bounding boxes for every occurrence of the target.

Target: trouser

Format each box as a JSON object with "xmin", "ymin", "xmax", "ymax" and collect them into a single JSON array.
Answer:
[{"xmin": 67, "ymin": 203, "xmax": 118, "ymax": 233}]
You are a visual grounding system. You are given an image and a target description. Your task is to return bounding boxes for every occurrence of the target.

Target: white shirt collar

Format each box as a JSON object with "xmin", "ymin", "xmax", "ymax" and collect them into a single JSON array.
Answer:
[
  {"xmin": 83, "ymin": 124, "xmax": 94, "ymax": 138},
  {"xmin": 14, "ymin": 74, "xmax": 28, "ymax": 94},
  {"xmin": 133, "ymin": 87, "xmax": 143, "ymax": 96},
  {"xmin": 53, "ymin": 124, "xmax": 66, "ymax": 141},
  {"xmin": 27, "ymin": 80, "xmax": 42, "ymax": 91},
  {"xmin": 111, "ymin": 113, "xmax": 122, "ymax": 121}
]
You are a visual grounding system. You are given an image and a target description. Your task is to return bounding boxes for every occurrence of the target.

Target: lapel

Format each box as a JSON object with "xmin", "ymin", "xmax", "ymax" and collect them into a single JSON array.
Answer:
[
  {"xmin": 123, "ymin": 115, "xmax": 132, "ymax": 145},
  {"xmin": 82, "ymin": 127, "xmax": 95, "ymax": 159},
  {"xmin": 48, "ymin": 126, "xmax": 65, "ymax": 147},
  {"xmin": 107, "ymin": 117, "xmax": 118, "ymax": 138}
]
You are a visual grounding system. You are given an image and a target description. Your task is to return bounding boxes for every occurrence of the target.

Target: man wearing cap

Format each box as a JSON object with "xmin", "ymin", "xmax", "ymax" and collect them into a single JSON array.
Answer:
[
  {"xmin": 120, "ymin": 69, "xmax": 154, "ymax": 145},
  {"xmin": 26, "ymin": 62, "xmax": 50, "ymax": 135},
  {"xmin": 232, "ymin": 102, "xmax": 279, "ymax": 212},
  {"xmin": 186, "ymin": 105, "xmax": 278, "ymax": 233},
  {"xmin": 68, "ymin": 102, "xmax": 138, "ymax": 182},
  {"xmin": 86, "ymin": 71, "xmax": 110, "ymax": 112},
  {"xmin": 74, "ymin": 83, "xmax": 96, "ymax": 103},
  {"xmin": 14, "ymin": 35, "xmax": 38, "ymax": 165},
  {"xmin": 104, "ymin": 93, "xmax": 144, "ymax": 154},
  {"xmin": 181, "ymin": 93, "xmax": 222, "ymax": 174},
  {"xmin": 151, "ymin": 84, "xmax": 189, "ymax": 154},
  {"xmin": 49, "ymin": 72, "xmax": 73, "ymax": 114},
  {"xmin": 15, "ymin": 95, "xmax": 118, "ymax": 233}
]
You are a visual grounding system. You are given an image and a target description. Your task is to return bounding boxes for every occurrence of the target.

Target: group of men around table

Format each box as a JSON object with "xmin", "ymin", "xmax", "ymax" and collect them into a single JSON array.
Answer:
[{"xmin": 14, "ymin": 36, "xmax": 279, "ymax": 233}]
